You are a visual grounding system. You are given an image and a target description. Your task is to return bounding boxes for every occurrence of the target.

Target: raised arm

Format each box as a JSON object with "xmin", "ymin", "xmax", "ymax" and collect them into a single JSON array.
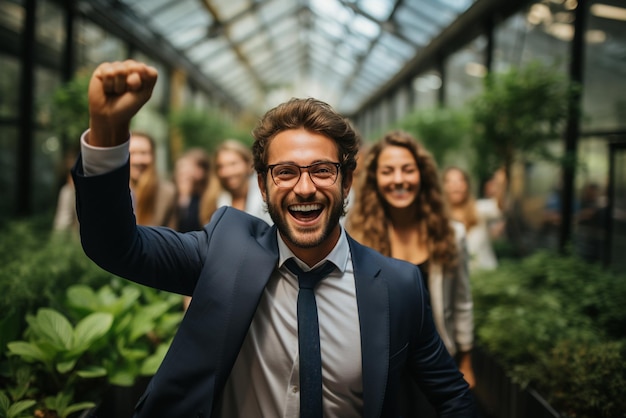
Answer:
[{"xmin": 87, "ymin": 60, "xmax": 158, "ymax": 147}]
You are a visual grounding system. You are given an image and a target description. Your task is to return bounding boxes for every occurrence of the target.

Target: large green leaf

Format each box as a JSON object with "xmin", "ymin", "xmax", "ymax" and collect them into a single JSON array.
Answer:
[
  {"xmin": 59, "ymin": 402, "xmax": 96, "ymax": 418},
  {"xmin": 76, "ymin": 365, "xmax": 107, "ymax": 379},
  {"xmin": 109, "ymin": 370, "xmax": 136, "ymax": 387},
  {"xmin": 7, "ymin": 400, "xmax": 37, "ymax": 418},
  {"xmin": 7, "ymin": 341, "xmax": 50, "ymax": 363},
  {"xmin": 34, "ymin": 309, "xmax": 73, "ymax": 350},
  {"xmin": 73, "ymin": 312, "xmax": 114, "ymax": 350},
  {"xmin": 66, "ymin": 285, "xmax": 99, "ymax": 311},
  {"xmin": 0, "ymin": 391, "xmax": 9, "ymax": 412},
  {"xmin": 56, "ymin": 358, "xmax": 78, "ymax": 374}
]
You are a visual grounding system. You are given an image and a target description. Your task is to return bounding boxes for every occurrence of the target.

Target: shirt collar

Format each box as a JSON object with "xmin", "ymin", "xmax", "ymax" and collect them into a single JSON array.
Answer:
[{"xmin": 277, "ymin": 227, "xmax": 349, "ymax": 274}]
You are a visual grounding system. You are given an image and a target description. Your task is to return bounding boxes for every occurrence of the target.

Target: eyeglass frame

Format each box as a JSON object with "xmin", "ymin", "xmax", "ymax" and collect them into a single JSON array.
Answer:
[{"xmin": 266, "ymin": 161, "xmax": 342, "ymax": 188}]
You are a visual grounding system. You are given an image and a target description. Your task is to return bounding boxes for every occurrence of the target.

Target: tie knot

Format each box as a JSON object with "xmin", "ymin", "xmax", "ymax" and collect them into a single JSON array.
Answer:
[{"xmin": 285, "ymin": 258, "xmax": 335, "ymax": 290}]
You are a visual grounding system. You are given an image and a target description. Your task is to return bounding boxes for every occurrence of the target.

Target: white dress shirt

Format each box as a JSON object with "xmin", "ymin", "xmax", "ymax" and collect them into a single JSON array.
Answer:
[{"xmin": 80, "ymin": 131, "xmax": 364, "ymax": 417}]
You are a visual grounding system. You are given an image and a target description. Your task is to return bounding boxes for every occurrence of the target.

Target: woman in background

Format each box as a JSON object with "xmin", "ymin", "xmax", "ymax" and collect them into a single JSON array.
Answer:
[
  {"xmin": 346, "ymin": 130, "xmax": 474, "ymax": 414},
  {"xmin": 200, "ymin": 139, "xmax": 271, "ymax": 225},
  {"xmin": 174, "ymin": 148, "xmax": 211, "ymax": 232},
  {"xmin": 443, "ymin": 166, "xmax": 504, "ymax": 273},
  {"xmin": 129, "ymin": 131, "xmax": 177, "ymax": 228}
]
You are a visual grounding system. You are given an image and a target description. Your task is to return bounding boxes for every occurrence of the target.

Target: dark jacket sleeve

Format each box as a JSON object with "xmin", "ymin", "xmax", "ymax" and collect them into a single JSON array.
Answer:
[
  {"xmin": 71, "ymin": 156, "xmax": 210, "ymax": 296},
  {"xmin": 391, "ymin": 258, "xmax": 476, "ymax": 417}
]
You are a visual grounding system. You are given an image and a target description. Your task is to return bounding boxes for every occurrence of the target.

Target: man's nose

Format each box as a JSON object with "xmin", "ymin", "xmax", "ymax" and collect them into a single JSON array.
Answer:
[{"xmin": 293, "ymin": 171, "xmax": 317, "ymax": 196}]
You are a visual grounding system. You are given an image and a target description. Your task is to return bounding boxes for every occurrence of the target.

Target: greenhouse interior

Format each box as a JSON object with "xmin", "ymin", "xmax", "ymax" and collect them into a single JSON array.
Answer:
[{"xmin": 1, "ymin": 0, "xmax": 625, "ymax": 417}]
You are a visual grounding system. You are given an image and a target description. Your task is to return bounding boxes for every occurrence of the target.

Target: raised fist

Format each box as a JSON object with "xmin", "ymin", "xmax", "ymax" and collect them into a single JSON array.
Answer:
[{"xmin": 87, "ymin": 60, "xmax": 158, "ymax": 147}]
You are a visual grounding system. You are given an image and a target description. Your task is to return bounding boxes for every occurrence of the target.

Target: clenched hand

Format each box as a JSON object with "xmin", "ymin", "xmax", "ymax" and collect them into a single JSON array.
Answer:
[{"xmin": 87, "ymin": 60, "xmax": 158, "ymax": 147}]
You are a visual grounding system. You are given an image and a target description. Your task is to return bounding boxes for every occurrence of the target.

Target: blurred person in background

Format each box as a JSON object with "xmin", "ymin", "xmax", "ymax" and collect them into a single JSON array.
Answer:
[
  {"xmin": 443, "ymin": 166, "xmax": 504, "ymax": 273},
  {"xmin": 53, "ymin": 152, "xmax": 79, "ymax": 234},
  {"xmin": 174, "ymin": 148, "xmax": 211, "ymax": 232},
  {"xmin": 129, "ymin": 131, "xmax": 177, "ymax": 228},
  {"xmin": 346, "ymin": 130, "xmax": 474, "ymax": 416},
  {"xmin": 201, "ymin": 139, "xmax": 272, "ymax": 224}
]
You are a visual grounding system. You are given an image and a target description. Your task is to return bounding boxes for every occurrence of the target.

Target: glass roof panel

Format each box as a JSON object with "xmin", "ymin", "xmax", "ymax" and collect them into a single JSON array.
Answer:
[
  {"xmin": 351, "ymin": 14, "xmax": 381, "ymax": 40},
  {"xmin": 210, "ymin": 0, "xmax": 250, "ymax": 21},
  {"xmin": 106, "ymin": 0, "xmax": 477, "ymax": 114},
  {"xmin": 310, "ymin": 0, "xmax": 353, "ymax": 25},
  {"xmin": 258, "ymin": 0, "xmax": 300, "ymax": 22},
  {"xmin": 378, "ymin": 32, "xmax": 415, "ymax": 61},
  {"xmin": 131, "ymin": 0, "xmax": 176, "ymax": 16},
  {"xmin": 358, "ymin": 0, "xmax": 395, "ymax": 21},
  {"xmin": 229, "ymin": 12, "xmax": 259, "ymax": 43},
  {"xmin": 148, "ymin": 1, "xmax": 200, "ymax": 33},
  {"xmin": 187, "ymin": 38, "xmax": 229, "ymax": 62}
]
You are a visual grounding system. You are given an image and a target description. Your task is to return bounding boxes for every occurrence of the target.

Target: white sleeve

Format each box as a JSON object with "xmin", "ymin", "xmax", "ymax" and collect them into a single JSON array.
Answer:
[
  {"xmin": 476, "ymin": 198, "xmax": 501, "ymax": 221},
  {"xmin": 80, "ymin": 130, "xmax": 130, "ymax": 176}
]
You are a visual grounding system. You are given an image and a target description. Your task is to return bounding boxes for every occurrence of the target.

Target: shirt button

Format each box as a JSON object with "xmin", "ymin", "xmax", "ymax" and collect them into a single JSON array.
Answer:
[{"xmin": 292, "ymin": 386, "xmax": 299, "ymax": 393}]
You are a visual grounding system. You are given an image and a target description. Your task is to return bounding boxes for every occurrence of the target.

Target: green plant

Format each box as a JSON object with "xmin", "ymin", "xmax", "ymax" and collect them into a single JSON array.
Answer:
[
  {"xmin": 42, "ymin": 392, "xmax": 95, "ymax": 418},
  {"xmin": 0, "ymin": 221, "xmax": 115, "ymax": 324},
  {"xmin": 395, "ymin": 106, "xmax": 471, "ymax": 166},
  {"xmin": 0, "ymin": 391, "xmax": 36, "ymax": 418},
  {"xmin": 46, "ymin": 71, "xmax": 92, "ymax": 155},
  {"xmin": 64, "ymin": 282, "xmax": 182, "ymax": 386},
  {"xmin": 472, "ymin": 250, "xmax": 626, "ymax": 418},
  {"xmin": 5, "ymin": 308, "xmax": 110, "ymax": 417},
  {"xmin": 517, "ymin": 339, "xmax": 626, "ymax": 418},
  {"xmin": 469, "ymin": 61, "xmax": 575, "ymax": 183},
  {"xmin": 169, "ymin": 106, "xmax": 253, "ymax": 153},
  {"xmin": 3, "ymin": 281, "xmax": 183, "ymax": 415}
]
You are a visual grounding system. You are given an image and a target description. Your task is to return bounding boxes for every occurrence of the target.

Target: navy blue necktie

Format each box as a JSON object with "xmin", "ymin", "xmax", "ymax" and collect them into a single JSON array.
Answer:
[{"xmin": 284, "ymin": 258, "xmax": 336, "ymax": 418}]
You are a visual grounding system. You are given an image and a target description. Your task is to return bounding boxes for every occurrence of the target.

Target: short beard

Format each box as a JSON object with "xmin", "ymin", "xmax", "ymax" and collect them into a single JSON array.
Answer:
[{"xmin": 266, "ymin": 190, "xmax": 345, "ymax": 249}]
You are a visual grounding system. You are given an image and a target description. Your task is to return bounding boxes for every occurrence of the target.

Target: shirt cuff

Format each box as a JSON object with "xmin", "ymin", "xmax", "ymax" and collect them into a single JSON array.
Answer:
[{"xmin": 81, "ymin": 129, "xmax": 130, "ymax": 176}]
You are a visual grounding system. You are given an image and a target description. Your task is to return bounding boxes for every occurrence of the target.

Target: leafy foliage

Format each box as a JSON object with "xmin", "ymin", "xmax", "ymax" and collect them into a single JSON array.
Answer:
[
  {"xmin": 473, "ymin": 250, "xmax": 626, "ymax": 417},
  {"xmin": 169, "ymin": 106, "xmax": 254, "ymax": 152},
  {"xmin": 395, "ymin": 106, "xmax": 471, "ymax": 166},
  {"xmin": 0, "ymin": 219, "xmax": 115, "ymax": 352},
  {"xmin": 0, "ymin": 390, "xmax": 36, "ymax": 418},
  {"xmin": 469, "ymin": 61, "xmax": 575, "ymax": 181},
  {"xmin": 46, "ymin": 71, "xmax": 92, "ymax": 154},
  {"xmin": 0, "ymin": 218, "xmax": 184, "ymax": 417}
]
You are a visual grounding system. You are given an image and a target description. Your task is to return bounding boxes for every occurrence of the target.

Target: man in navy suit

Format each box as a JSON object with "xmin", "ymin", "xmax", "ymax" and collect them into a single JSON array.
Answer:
[{"xmin": 72, "ymin": 60, "xmax": 475, "ymax": 417}]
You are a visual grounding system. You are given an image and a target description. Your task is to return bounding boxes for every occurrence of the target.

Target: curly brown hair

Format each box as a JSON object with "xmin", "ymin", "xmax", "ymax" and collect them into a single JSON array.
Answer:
[
  {"xmin": 251, "ymin": 98, "xmax": 360, "ymax": 190},
  {"xmin": 346, "ymin": 130, "xmax": 458, "ymax": 268}
]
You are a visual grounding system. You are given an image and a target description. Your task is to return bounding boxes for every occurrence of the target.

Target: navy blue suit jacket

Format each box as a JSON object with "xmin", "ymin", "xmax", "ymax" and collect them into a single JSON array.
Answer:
[{"xmin": 72, "ymin": 159, "xmax": 475, "ymax": 418}]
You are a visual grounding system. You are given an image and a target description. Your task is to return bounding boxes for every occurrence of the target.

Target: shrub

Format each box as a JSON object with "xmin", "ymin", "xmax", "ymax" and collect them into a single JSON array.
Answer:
[
  {"xmin": 0, "ymin": 218, "xmax": 184, "ymax": 417},
  {"xmin": 472, "ymin": 250, "xmax": 626, "ymax": 417}
]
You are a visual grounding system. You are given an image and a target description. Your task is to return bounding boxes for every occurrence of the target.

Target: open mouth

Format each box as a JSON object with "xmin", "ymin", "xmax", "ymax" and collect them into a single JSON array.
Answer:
[
  {"xmin": 390, "ymin": 188, "xmax": 411, "ymax": 197},
  {"xmin": 288, "ymin": 203, "xmax": 323, "ymax": 222}
]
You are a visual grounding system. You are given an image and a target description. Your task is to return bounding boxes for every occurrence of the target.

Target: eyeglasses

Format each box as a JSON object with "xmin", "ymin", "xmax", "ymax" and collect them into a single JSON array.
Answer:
[{"xmin": 267, "ymin": 162, "xmax": 341, "ymax": 188}]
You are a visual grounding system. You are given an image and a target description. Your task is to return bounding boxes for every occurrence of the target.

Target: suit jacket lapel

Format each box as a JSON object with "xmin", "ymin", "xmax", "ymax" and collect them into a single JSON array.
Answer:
[
  {"xmin": 348, "ymin": 236, "xmax": 388, "ymax": 418},
  {"xmin": 215, "ymin": 225, "xmax": 279, "ymax": 386}
]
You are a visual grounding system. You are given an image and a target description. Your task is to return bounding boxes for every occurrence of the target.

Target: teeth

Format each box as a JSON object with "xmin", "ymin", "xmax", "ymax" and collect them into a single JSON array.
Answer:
[{"xmin": 290, "ymin": 204, "xmax": 322, "ymax": 212}]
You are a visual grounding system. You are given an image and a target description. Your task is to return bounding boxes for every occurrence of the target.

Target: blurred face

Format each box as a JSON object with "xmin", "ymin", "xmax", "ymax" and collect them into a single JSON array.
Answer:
[
  {"xmin": 376, "ymin": 145, "xmax": 420, "ymax": 210},
  {"xmin": 216, "ymin": 149, "xmax": 251, "ymax": 195},
  {"xmin": 443, "ymin": 168, "xmax": 469, "ymax": 206},
  {"xmin": 259, "ymin": 128, "xmax": 351, "ymax": 262},
  {"xmin": 129, "ymin": 135, "xmax": 154, "ymax": 184},
  {"xmin": 175, "ymin": 158, "xmax": 199, "ymax": 195}
]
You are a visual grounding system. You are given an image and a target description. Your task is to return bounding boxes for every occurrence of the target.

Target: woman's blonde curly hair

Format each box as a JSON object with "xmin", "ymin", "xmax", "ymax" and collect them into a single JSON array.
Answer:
[{"xmin": 346, "ymin": 130, "xmax": 458, "ymax": 268}]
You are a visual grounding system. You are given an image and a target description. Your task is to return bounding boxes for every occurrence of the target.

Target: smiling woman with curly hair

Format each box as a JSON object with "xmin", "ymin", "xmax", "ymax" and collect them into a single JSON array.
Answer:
[{"xmin": 346, "ymin": 130, "xmax": 475, "ymax": 414}]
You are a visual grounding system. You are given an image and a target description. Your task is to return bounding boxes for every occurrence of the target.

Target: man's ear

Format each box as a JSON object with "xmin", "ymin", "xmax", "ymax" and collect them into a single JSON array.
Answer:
[
  {"xmin": 258, "ymin": 174, "xmax": 267, "ymax": 202},
  {"xmin": 343, "ymin": 170, "xmax": 354, "ymax": 197}
]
